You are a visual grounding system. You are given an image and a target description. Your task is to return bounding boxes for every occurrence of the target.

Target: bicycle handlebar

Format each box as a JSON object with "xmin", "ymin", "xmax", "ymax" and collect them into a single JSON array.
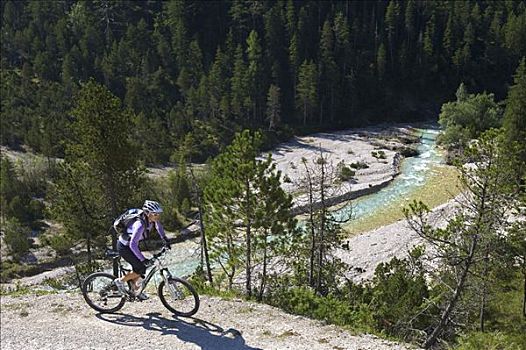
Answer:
[{"xmin": 152, "ymin": 246, "xmax": 168, "ymax": 260}]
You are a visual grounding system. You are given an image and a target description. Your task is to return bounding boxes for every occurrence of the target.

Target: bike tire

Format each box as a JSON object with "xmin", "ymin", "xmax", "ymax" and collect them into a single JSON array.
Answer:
[
  {"xmin": 158, "ymin": 277, "xmax": 200, "ymax": 317},
  {"xmin": 82, "ymin": 272, "xmax": 126, "ymax": 313}
]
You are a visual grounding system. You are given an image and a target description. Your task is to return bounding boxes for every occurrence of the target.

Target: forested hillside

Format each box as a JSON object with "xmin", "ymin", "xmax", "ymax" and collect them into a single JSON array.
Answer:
[
  {"xmin": 1, "ymin": 2, "xmax": 526, "ymax": 349},
  {"xmin": 2, "ymin": 0, "xmax": 525, "ymax": 163}
]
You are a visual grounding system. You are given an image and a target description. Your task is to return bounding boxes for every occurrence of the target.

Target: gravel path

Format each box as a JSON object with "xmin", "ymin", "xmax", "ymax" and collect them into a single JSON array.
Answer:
[{"xmin": 1, "ymin": 292, "xmax": 417, "ymax": 350}]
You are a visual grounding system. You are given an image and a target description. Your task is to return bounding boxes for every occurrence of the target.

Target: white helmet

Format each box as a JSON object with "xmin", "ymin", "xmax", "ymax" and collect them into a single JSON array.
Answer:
[{"xmin": 142, "ymin": 200, "xmax": 163, "ymax": 214}]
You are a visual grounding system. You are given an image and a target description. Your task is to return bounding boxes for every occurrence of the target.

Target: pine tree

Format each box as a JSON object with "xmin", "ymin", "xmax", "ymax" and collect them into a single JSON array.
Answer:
[
  {"xmin": 296, "ymin": 60, "xmax": 317, "ymax": 126},
  {"xmin": 266, "ymin": 84, "xmax": 281, "ymax": 130},
  {"xmin": 319, "ymin": 19, "xmax": 338, "ymax": 124},
  {"xmin": 377, "ymin": 42, "xmax": 387, "ymax": 79},
  {"xmin": 246, "ymin": 30, "xmax": 263, "ymax": 122},
  {"xmin": 503, "ymin": 58, "xmax": 526, "ymax": 170},
  {"xmin": 51, "ymin": 80, "xmax": 145, "ymax": 266},
  {"xmin": 385, "ymin": 0, "xmax": 400, "ymax": 70},
  {"xmin": 231, "ymin": 44, "xmax": 249, "ymax": 122},
  {"xmin": 405, "ymin": 130, "xmax": 520, "ymax": 347},
  {"xmin": 204, "ymin": 130, "xmax": 295, "ymax": 296}
]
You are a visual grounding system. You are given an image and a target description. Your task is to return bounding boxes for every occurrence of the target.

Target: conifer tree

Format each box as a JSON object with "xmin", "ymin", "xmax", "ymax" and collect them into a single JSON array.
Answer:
[
  {"xmin": 296, "ymin": 60, "xmax": 317, "ymax": 126},
  {"xmin": 503, "ymin": 58, "xmax": 526, "ymax": 167},
  {"xmin": 204, "ymin": 130, "xmax": 295, "ymax": 297},
  {"xmin": 51, "ymin": 80, "xmax": 145, "ymax": 266},
  {"xmin": 266, "ymin": 84, "xmax": 281, "ymax": 130}
]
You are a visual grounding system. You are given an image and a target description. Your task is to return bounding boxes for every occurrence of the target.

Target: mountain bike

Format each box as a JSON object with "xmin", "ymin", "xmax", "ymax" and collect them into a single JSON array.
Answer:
[{"xmin": 81, "ymin": 247, "xmax": 199, "ymax": 316}]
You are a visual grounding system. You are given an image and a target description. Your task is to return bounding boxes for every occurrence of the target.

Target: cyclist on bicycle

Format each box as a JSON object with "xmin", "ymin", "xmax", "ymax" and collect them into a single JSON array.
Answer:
[{"xmin": 113, "ymin": 200, "xmax": 171, "ymax": 300}]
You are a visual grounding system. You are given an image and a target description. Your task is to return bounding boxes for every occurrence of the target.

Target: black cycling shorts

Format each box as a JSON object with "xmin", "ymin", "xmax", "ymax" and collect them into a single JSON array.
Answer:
[{"xmin": 117, "ymin": 241, "xmax": 146, "ymax": 276}]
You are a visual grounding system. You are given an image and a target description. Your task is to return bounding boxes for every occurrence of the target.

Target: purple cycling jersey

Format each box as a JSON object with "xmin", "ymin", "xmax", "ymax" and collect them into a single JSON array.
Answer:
[{"xmin": 126, "ymin": 219, "xmax": 167, "ymax": 261}]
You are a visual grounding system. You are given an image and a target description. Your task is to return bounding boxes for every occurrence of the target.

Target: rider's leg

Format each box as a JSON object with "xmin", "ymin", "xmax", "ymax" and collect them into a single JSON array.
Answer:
[
  {"xmin": 121, "ymin": 271, "xmax": 141, "ymax": 283},
  {"xmin": 116, "ymin": 241, "xmax": 146, "ymax": 294}
]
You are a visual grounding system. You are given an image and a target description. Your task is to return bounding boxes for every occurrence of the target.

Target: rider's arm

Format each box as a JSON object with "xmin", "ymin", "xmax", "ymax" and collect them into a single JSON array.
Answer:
[
  {"xmin": 154, "ymin": 221, "xmax": 168, "ymax": 242},
  {"xmin": 129, "ymin": 220, "xmax": 146, "ymax": 261}
]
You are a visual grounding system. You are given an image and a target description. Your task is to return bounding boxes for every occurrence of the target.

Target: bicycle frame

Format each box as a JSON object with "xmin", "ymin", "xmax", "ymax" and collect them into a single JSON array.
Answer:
[{"xmin": 119, "ymin": 250, "xmax": 174, "ymax": 296}]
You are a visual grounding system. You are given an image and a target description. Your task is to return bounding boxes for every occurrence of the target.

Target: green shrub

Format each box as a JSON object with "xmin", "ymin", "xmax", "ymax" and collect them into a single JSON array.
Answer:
[
  {"xmin": 339, "ymin": 166, "xmax": 355, "ymax": 181},
  {"xmin": 47, "ymin": 233, "xmax": 73, "ymax": 256},
  {"xmin": 369, "ymin": 253, "xmax": 432, "ymax": 336},
  {"xmin": 2, "ymin": 218, "xmax": 31, "ymax": 256},
  {"xmin": 0, "ymin": 261, "xmax": 41, "ymax": 283},
  {"xmin": 371, "ymin": 150, "xmax": 386, "ymax": 160},
  {"xmin": 350, "ymin": 161, "xmax": 369, "ymax": 170},
  {"xmin": 266, "ymin": 286, "xmax": 361, "ymax": 328},
  {"xmin": 455, "ymin": 331, "xmax": 524, "ymax": 350}
]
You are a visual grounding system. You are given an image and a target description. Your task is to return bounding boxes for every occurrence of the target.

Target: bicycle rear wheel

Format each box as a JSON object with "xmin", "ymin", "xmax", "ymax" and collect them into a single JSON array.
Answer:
[
  {"xmin": 158, "ymin": 277, "xmax": 200, "ymax": 317},
  {"xmin": 82, "ymin": 272, "xmax": 126, "ymax": 313}
]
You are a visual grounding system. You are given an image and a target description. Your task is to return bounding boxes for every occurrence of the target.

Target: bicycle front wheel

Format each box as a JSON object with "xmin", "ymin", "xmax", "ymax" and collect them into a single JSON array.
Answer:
[
  {"xmin": 158, "ymin": 277, "xmax": 200, "ymax": 317},
  {"xmin": 82, "ymin": 272, "xmax": 126, "ymax": 313}
]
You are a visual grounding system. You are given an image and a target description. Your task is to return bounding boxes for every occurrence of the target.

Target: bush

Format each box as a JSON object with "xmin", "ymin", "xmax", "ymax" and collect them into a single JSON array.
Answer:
[
  {"xmin": 266, "ymin": 286, "xmax": 360, "ymax": 328},
  {"xmin": 0, "ymin": 261, "xmax": 41, "ymax": 282},
  {"xmin": 46, "ymin": 233, "xmax": 73, "ymax": 256},
  {"xmin": 2, "ymin": 218, "xmax": 31, "ymax": 256},
  {"xmin": 456, "ymin": 331, "xmax": 524, "ymax": 350},
  {"xmin": 350, "ymin": 161, "xmax": 369, "ymax": 170},
  {"xmin": 369, "ymin": 254, "xmax": 432, "ymax": 337},
  {"xmin": 371, "ymin": 150, "xmax": 386, "ymax": 160},
  {"xmin": 339, "ymin": 166, "xmax": 355, "ymax": 181}
]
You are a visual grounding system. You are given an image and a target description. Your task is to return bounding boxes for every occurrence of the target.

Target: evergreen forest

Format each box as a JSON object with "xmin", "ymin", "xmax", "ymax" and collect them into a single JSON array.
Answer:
[
  {"xmin": 2, "ymin": 0, "xmax": 525, "ymax": 163},
  {"xmin": 1, "ymin": 1, "xmax": 526, "ymax": 350}
]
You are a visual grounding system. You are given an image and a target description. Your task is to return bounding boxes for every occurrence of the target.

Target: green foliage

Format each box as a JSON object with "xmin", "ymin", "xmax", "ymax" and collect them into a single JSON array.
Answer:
[
  {"xmin": 267, "ymin": 286, "xmax": 358, "ymax": 328},
  {"xmin": 371, "ymin": 150, "xmax": 386, "ymax": 160},
  {"xmin": 44, "ymin": 232, "xmax": 73, "ymax": 256},
  {"xmin": 296, "ymin": 60, "xmax": 318, "ymax": 125},
  {"xmin": 350, "ymin": 161, "xmax": 369, "ymax": 170},
  {"xmin": 204, "ymin": 129, "xmax": 297, "ymax": 295},
  {"xmin": 0, "ymin": 156, "xmax": 47, "ymax": 226},
  {"xmin": 2, "ymin": 1, "xmax": 526, "ymax": 161},
  {"xmin": 2, "ymin": 218, "xmax": 31, "ymax": 256},
  {"xmin": 339, "ymin": 165, "xmax": 355, "ymax": 181},
  {"xmin": 0, "ymin": 261, "xmax": 42, "ymax": 283},
  {"xmin": 503, "ymin": 58, "xmax": 526, "ymax": 171},
  {"xmin": 455, "ymin": 332, "xmax": 524, "ymax": 350},
  {"xmin": 369, "ymin": 252, "xmax": 431, "ymax": 337},
  {"xmin": 438, "ymin": 84, "xmax": 502, "ymax": 149},
  {"xmin": 50, "ymin": 80, "xmax": 146, "ymax": 251}
]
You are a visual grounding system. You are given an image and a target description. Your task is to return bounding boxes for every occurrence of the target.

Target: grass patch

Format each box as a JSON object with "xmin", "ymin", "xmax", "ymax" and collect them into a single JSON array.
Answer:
[
  {"xmin": 0, "ymin": 283, "xmax": 59, "ymax": 297},
  {"xmin": 343, "ymin": 165, "xmax": 462, "ymax": 236}
]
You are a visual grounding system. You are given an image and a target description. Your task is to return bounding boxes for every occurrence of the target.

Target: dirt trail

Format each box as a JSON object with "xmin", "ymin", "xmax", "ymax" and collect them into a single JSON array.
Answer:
[{"xmin": 1, "ymin": 292, "xmax": 417, "ymax": 350}]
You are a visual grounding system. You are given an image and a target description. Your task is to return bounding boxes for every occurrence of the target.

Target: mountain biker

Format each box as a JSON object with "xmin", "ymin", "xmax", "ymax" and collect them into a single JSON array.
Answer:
[{"xmin": 113, "ymin": 200, "xmax": 171, "ymax": 300}]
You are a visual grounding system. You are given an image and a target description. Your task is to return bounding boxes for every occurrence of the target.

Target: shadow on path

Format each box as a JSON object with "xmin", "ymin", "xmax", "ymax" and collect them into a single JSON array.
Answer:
[{"xmin": 96, "ymin": 312, "xmax": 262, "ymax": 350}]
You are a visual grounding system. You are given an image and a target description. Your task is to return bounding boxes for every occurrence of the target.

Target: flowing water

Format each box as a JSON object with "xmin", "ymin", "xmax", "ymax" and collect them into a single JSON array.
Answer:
[
  {"xmin": 333, "ymin": 126, "xmax": 444, "ymax": 223},
  {"xmin": 163, "ymin": 126, "xmax": 444, "ymax": 276}
]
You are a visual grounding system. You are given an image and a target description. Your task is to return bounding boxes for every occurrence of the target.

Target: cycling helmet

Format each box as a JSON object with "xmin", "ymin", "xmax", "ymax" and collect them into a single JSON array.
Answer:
[{"xmin": 142, "ymin": 200, "xmax": 163, "ymax": 214}]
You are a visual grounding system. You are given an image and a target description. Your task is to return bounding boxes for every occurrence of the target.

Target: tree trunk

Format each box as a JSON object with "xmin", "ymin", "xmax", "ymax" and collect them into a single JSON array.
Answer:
[
  {"xmin": 245, "ymin": 181, "xmax": 252, "ymax": 297},
  {"xmin": 316, "ymin": 150, "xmax": 326, "ymax": 295},
  {"xmin": 423, "ymin": 234, "xmax": 479, "ymax": 349},
  {"xmin": 190, "ymin": 169, "xmax": 213, "ymax": 283},
  {"xmin": 246, "ymin": 224, "xmax": 252, "ymax": 297},
  {"xmin": 479, "ymin": 252, "xmax": 489, "ymax": 332},
  {"xmin": 319, "ymin": 98, "xmax": 324, "ymax": 125},
  {"xmin": 523, "ymin": 268, "xmax": 526, "ymax": 318},
  {"xmin": 302, "ymin": 161, "xmax": 316, "ymax": 287},
  {"xmin": 105, "ymin": 175, "xmax": 119, "ymax": 277},
  {"xmin": 198, "ymin": 211, "xmax": 213, "ymax": 284},
  {"xmin": 87, "ymin": 231, "xmax": 92, "ymax": 266},
  {"xmin": 303, "ymin": 101, "xmax": 307, "ymax": 126},
  {"xmin": 258, "ymin": 237, "xmax": 268, "ymax": 302}
]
